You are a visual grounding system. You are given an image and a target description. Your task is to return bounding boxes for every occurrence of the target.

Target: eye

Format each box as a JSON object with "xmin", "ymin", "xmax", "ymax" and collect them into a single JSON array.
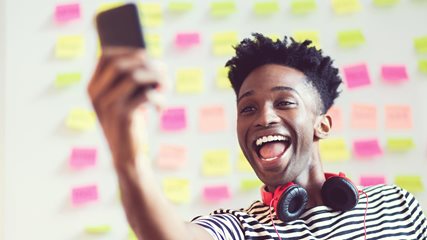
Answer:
[
  {"xmin": 240, "ymin": 106, "xmax": 256, "ymax": 115},
  {"xmin": 276, "ymin": 100, "xmax": 296, "ymax": 108}
]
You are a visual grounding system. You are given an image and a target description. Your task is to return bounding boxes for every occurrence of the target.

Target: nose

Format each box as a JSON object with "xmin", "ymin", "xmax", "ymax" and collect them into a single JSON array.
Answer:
[{"xmin": 255, "ymin": 104, "xmax": 280, "ymax": 128}]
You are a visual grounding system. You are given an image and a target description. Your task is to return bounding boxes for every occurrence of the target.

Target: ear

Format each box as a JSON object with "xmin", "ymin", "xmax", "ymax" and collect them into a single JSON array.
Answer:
[{"xmin": 314, "ymin": 114, "xmax": 332, "ymax": 139}]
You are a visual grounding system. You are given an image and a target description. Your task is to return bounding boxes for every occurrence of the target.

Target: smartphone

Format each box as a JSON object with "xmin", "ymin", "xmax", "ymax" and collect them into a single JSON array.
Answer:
[{"xmin": 96, "ymin": 3, "xmax": 146, "ymax": 48}]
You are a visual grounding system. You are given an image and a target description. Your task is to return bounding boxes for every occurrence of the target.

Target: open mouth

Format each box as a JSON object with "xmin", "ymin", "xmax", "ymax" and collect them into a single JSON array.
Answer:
[{"xmin": 254, "ymin": 134, "xmax": 291, "ymax": 161}]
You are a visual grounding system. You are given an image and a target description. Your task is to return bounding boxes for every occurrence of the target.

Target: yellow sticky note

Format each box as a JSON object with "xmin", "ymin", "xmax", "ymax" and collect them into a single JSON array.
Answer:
[
  {"xmin": 128, "ymin": 228, "xmax": 137, "ymax": 240},
  {"xmin": 139, "ymin": 3, "xmax": 163, "ymax": 27},
  {"xmin": 320, "ymin": 138, "xmax": 350, "ymax": 162},
  {"xmin": 168, "ymin": 1, "xmax": 193, "ymax": 12},
  {"xmin": 211, "ymin": 1, "xmax": 237, "ymax": 17},
  {"xmin": 394, "ymin": 175, "xmax": 424, "ymax": 193},
  {"xmin": 267, "ymin": 33, "xmax": 281, "ymax": 41},
  {"xmin": 293, "ymin": 31, "xmax": 320, "ymax": 48},
  {"xmin": 254, "ymin": 0, "xmax": 280, "ymax": 15},
  {"xmin": 216, "ymin": 67, "xmax": 231, "ymax": 89},
  {"xmin": 55, "ymin": 72, "xmax": 81, "ymax": 88},
  {"xmin": 175, "ymin": 68, "xmax": 204, "ymax": 93},
  {"xmin": 212, "ymin": 31, "xmax": 238, "ymax": 56},
  {"xmin": 291, "ymin": 0, "xmax": 317, "ymax": 14},
  {"xmin": 241, "ymin": 178, "xmax": 263, "ymax": 191},
  {"xmin": 332, "ymin": 0, "xmax": 362, "ymax": 14},
  {"xmin": 414, "ymin": 36, "xmax": 427, "ymax": 54},
  {"xmin": 386, "ymin": 138, "xmax": 414, "ymax": 152},
  {"xmin": 66, "ymin": 108, "xmax": 96, "ymax": 131},
  {"xmin": 97, "ymin": 2, "xmax": 124, "ymax": 13},
  {"xmin": 419, "ymin": 59, "xmax": 427, "ymax": 73},
  {"xmin": 146, "ymin": 33, "xmax": 162, "ymax": 58},
  {"xmin": 338, "ymin": 29, "xmax": 365, "ymax": 48},
  {"xmin": 85, "ymin": 225, "xmax": 111, "ymax": 234},
  {"xmin": 162, "ymin": 177, "xmax": 190, "ymax": 204},
  {"xmin": 202, "ymin": 149, "xmax": 231, "ymax": 176},
  {"xmin": 56, "ymin": 35, "xmax": 84, "ymax": 59},
  {"xmin": 237, "ymin": 151, "xmax": 253, "ymax": 173},
  {"xmin": 373, "ymin": 0, "xmax": 399, "ymax": 7}
]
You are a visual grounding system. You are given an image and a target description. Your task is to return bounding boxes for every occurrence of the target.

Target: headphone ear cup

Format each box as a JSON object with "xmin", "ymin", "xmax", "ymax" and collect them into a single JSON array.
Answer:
[
  {"xmin": 321, "ymin": 177, "xmax": 359, "ymax": 211},
  {"xmin": 276, "ymin": 185, "xmax": 308, "ymax": 222}
]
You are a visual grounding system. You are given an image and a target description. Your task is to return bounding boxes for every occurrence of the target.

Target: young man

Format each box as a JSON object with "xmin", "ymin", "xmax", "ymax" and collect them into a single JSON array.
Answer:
[{"xmin": 88, "ymin": 33, "xmax": 427, "ymax": 239}]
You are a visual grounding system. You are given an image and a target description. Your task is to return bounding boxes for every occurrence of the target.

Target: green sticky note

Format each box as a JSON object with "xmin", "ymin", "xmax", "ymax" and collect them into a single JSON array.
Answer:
[
  {"xmin": 373, "ymin": 0, "xmax": 399, "ymax": 7},
  {"xmin": 168, "ymin": 1, "xmax": 193, "ymax": 12},
  {"xmin": 320, "ymin": 138, "xmax": 350, "ymax": 162},
  {"xmin": 332, "ymin": 0, "xmax": 362, "ymax": 14},
  {"xmin": 241, "ymin": 179, "xmax": 263, "ymax": 191},
  {"xmin": 386, "ymin": 138, "xmax": 414, "ymax": 152},
  {"xmin": 55, "ymin": 72, "xmax": 81, "ymax": 87},
  {"xmin": 418, "ymin": 59, "xmax": 427, "ymax": 73},
  {"xmin": 202, "ymin": 149, "xmax": 231, "ymax": 176},
  {"xmin": 395, "ymin": 175, "xmax": 424, "ymax": 193},
  {"xmin": 291, "ymin": 0, "xmax": 317, "ymax": 14},
  {"xmin": 414, "ymin": 36, "xmax": 427, "ymax": 53},
  {"xmin": 85, "ymin": 225, "xmax": 111, "ymax": 234},
  {"xmin": 254, "ymin": 0, "xmax": 279, "ymax": 15},
  {"xmin": 211, "ymin": 1, "xmax": 236, "ymax": 17},
  {"xmin": 338, "ymin": 29, "xmax": 365, "ymax": 48},
  {"xmin": 175, "ymin": 68, "xmax": 204, "ymax": 93}
]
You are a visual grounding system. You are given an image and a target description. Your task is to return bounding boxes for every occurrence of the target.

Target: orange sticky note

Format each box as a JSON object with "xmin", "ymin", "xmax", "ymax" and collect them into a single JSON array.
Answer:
[
  {"xmin": 385, "ymin": 105, "xmax": 412, "ymax": 130},
  {"xmin": 350, "ymin": 104, "xmax": 377, "ymax": 129},
  {"xmin": 156, "ymin": 144, "xmax": 187, "ymax": 169},
  {"xmin": 327, "ymin": 106, "xmax": 343, "ymax": 132},
  {"xmin": 199, "ymin": 105, "xmax": 227, "ymax": 132}
]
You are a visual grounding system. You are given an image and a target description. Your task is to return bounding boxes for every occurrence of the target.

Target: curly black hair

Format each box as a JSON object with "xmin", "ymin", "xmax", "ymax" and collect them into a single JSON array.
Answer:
[{"xmin": 225, "ymin": 33, "xmax": 342, "ymax": 114}]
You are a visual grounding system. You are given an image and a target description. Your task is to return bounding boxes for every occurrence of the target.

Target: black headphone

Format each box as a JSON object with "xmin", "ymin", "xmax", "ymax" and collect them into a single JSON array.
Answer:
[{"xmin": 261, "ymin": 172, "xmax": 359, "ymax": 222}]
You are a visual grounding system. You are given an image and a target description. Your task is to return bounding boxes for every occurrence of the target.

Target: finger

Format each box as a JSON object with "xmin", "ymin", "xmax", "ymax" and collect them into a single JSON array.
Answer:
[{"xmin": 95, "ymin": 77, "xmax": 138, "ymax": 116}]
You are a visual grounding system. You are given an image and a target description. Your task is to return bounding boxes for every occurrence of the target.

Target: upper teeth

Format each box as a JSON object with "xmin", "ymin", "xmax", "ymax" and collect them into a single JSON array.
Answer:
[{"xmin": 255, "ymin": 135, "xmax": 287, "ymax": 146}]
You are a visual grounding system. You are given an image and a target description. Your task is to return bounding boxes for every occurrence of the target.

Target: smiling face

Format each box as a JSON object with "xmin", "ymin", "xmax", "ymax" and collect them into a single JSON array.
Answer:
[{"xmin": 237, "ymin": 64, "xmax": 324, "ymax": 189}]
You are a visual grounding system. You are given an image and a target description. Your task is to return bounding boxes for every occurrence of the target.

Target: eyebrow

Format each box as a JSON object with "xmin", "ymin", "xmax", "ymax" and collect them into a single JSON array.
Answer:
[{"xmin": 237, "ymin": 86, "xmax": 300, "ymax": 103}]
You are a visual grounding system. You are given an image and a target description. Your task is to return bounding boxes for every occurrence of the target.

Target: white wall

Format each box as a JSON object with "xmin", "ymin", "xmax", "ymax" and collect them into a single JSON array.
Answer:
[
  {"xmin": 0, "ymin": 0, "xmax": 6, "ymax": 238},
  {"xmin": 2, "ymin": 0, "xmax": 427, "ymax": 239}
]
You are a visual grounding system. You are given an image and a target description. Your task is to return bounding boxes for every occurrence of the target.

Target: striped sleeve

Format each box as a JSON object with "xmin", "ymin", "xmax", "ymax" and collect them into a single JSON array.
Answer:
[
  {"xmin": 397, "ymin": 185, "xmax": 427, "ymax": 239},
  {"xmin": 191, "ymin": 213, "xmax": 245, "ymax": 240}
]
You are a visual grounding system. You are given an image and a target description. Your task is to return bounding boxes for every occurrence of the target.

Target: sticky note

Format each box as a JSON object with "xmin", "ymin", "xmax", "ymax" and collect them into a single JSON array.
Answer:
[
  {"xmin": 156, "ymin": 144, "xmax": 187, "ymax": 169},
  {"xmin": 160, "ymin": 107, "xmax": 186, "ymax": 132},
  {"xmin": 168, "ymin": 1, "xmax": 193, "ymax": 12},
  {"xmin": 353, "ymin": 139, "xmax": 383, "ymax": 158},
  {"xmin": 216, "ymin": 67, "xmax": 231, "ymax": 89},
  {"xmin": 175, "ymin": 32, "xmax": 200, "ymax": 48},
  {"xmin": 210, "ymin": 1, "xmax": 237, "ymax": 17},
  {"xmin": 203, "ymin": 185, "xmax": 231, "ymax": 202},
  {"xmin": 418, "ymin": 59, "xmax": 427, "ymax": 73},
  {"xmin": 237, "ymin": 151, "xmax": 253, "ymax": 173},
  {"xmin": 199, "ymin": 105, "xmax": 227, "ymax": 132},
  {"xmin": 54, "ymin": 3, "xmax": 80, "ymax": 23},
  {"xmin": 56, "ymin": 35, "xmax": 84, "ymax": 59},
  {"xmin": 253, "ymin": 0, "xmax": 280, "ymax": 15},
  {"xmin": 326, "ymin": 106, "xmax": 343, "ymax": 132},
  {"xmin": 394, "ymin": 175, "xmax": 424, "ymax": 193},
  {"xmin": 212, "ymin": 31, "xmax": 238, "ymax": 56},
  {"xmin": 146, "ymin": 33, "xmax": 162, "ymax": 57},
  {"xmin": 381, "ymin": 65, "xmax": 408, "ymax": 83},
  {"xmin": 350, "ymin": 104, "xmax": 377, "ymax": 129},
  {"xmin": 319, "ymin": 138, "xmax": 350, "ymax": 162},
  {"xmin": 69, "ymin": 147, "xmax": 97, "ymax": 170},
  {"xmin": 337, "ymin": 29, "xmax": 365, "ymax": 48},
  {"xmin": 385, "ymin": 105, "xmax": 412, "ymax": 130},
  {"xmin": 373, "ymin": 0, "xmax": 399, "ymax": 7},
  {"xmin": 268, "ymin": 33, "xmax": 281, "ymax": 41},
  {"xmin": 97, "ymin": 2, "xmax": 124, "ymax": 13},
  {"xmin": 359, "ymin": 175, "xmax": 386, "ymax": 186},
  {"xmin": 175, "ymin": 68, "xmax": 204, "ymax": 93},
  {"xmin": 290, "ymin": 0, "xmax": 317, "ymax": 14},
  {"xmin": 202, "ymin": 149, "xmax": 231, "ymax": 176},
  {"xmin": 241, "ymin": 179, "xmax": 263, "ymax": 191},
  {"xmin": 162, "ymin": 178, "xmax": 190, "ymax": 204},
  {"xmin": 332, "ymin": 0, "xmax": 362, "ymax": 14},
  {"xmin": 85, "ymin": 225, "xmax": 111, "ymax": 234},
  {"xmin": 343, "ymin": 63, "xmax": 371, "ymax": 89},
  {"xmin": 55, "ymin": 72, "xmax": 81, "ymax": 88},
  {"xmin": 66, "ymin": 108, "xmax": 96, "ymax": 131},
  {"xmin": 414, "ymin": 36, "xmax": 427, "ymax": 53},
  {"xmin": 386, "ymin": 137, "xmax": 414, "ymax": 152},
  {"xmin": 139, "ymin": 3, "xmax": 163, "ymax": 27},
  {"xmin": 71, "ymin": 184, "xmax": 98, "ymax": 206},
  {"xmin": 293, "ymin": 31, "xmax": 320, "ymax": 48},
  {"xmin": 128, "ymin": 227, "xmax": 137, "ymax": 240}
]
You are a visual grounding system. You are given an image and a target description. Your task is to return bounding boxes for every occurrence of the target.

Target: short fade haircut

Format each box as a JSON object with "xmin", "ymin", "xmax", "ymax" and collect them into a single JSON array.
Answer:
[{"xmin": 225, "ymin": 33, "xmax": 342, "ymax": 114}]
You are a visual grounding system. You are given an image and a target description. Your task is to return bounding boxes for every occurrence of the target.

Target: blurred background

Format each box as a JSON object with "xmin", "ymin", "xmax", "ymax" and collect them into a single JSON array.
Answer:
[{"xmin": 0, "ymin": 0, "xmax": 426, "ymax": 239}]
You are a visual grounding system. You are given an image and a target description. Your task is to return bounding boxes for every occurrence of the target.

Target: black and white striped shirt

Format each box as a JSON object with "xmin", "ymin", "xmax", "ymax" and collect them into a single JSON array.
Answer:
[{"xmin": 192, "ymin": 185, "xmax": 427, "ymax": 239}]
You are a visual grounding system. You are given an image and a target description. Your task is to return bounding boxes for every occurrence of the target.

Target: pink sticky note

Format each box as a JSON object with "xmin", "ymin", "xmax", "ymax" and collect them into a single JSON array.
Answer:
[
  {"xmin": 353, "ymin": 139, "xmax": 383, "ymax": 158},
  {"xmin": 156, "ymin": 145, "xmax": 187, "ymax": 169},
  {"xmin": 160, "ymin": 107, "xmax": 186, "ymax": 132},
  {"xmin": 327, "ymin": 106, "xmax": 343, "ymax": 132},
  {"xmin": 350, "ymin": 104, "xmax": 377, "ymax": 129},
  {"xmin": 175, "ymin": 32, "xmax": 200, "ymax": 48},
  {"xmin": 385, "ymin": 105, "xmax": 412, "ymax": 130},
  {"xmin": 343, "ymin": 63, "xmax": 371, "ymax": 89},
  {"xmin": 54, "ymin": 3, "xmax": 81, "ymax": 23},
  {"xmin": 69, "ymin": 147, "xmax": 97, "ymax": 170},
  {"xmin": 360, "ymin": 175, "xmax": 386, "ymax": 186},
  {"xmin": 203, "ymin": 185, "xmax": 231, "ymax": 202},
  {"xmin": 381, "ymin": 65, "xmax": 408, "ymax": 84},
  {"xmin": 71, "ymin": 184, "xmax": 98, "ymax": 206},
  {"xmin": 199, "ymin": 105, "xmax": 227, "ymax": 132}
]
